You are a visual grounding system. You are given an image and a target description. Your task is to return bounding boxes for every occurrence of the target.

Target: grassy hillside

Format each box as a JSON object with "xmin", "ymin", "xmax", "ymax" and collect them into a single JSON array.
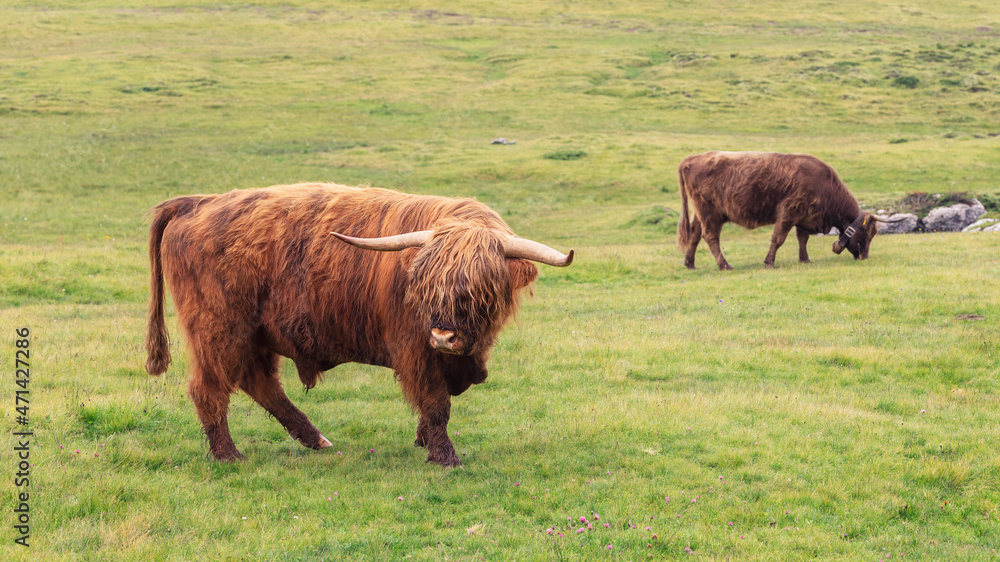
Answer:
[{"xmin": 2, "ymin": 1, "xmax": 999, "ymax": 559}]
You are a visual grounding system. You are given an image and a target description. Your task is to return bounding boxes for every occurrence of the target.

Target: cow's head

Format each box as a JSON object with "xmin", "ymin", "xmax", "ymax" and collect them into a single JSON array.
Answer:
[
  {"xmin": 332, "ymin": 224, "xmax": 572, "ymax": 356},
  {"xmin": 832, "ymin": 212, "xmax": 898, "ymax": 260}
]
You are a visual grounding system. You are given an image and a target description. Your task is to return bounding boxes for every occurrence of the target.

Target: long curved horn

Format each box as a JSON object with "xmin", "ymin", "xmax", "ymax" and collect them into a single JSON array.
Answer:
[
  {"xmin": 504, "ymin": 237, "xmax": 574, "ymax": 267},
  {"xmin": 869, "ymin": 214, "xmax": 907, "ymax": 223},
  {"xmin": 330, "ymin": 230, "xmax": 432, "ymax": 251}
]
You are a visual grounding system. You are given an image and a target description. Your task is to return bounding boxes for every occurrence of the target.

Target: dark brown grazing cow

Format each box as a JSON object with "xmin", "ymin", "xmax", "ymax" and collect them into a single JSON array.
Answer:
[
  {"xmin": 145, "ymin": 183, "xmax": 573, "ymax": 466},
  {"xmin": 677, "ymin": 151, "xmax": 897, "ymax": 270}
]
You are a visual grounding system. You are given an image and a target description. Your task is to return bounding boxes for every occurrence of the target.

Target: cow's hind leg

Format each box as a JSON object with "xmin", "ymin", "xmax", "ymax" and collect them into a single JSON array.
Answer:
[
  {"xmin": 683, "ymin": 217, "xmax": 703, "ymax": 270},
  {"xmin": 188, "ymin": 363, "xmax": 243, "ymax": 461},
  {"xmin": 240, "ymin": 355, "xmax": 332, "ymax": 451},
  {"xmin": 701, "ymin": 218, "xmax": 733, "ymax": 270},
  {"xmin": 796, "ymin": 226, "xmax": 811, "ymax": 263}
]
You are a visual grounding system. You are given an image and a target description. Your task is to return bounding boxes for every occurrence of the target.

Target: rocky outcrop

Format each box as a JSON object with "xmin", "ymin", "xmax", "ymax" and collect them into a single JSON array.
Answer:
[
  {"xmin": 962, "ymin": 217, "xmax": 1000, "ymax": 233},
  {"xmin": 921, "ymin": 200, "xmax": 986, "ymax": 232},
  {"xmin": 873, "ymin": 199, "xmax": 993, "ymax": 234}
]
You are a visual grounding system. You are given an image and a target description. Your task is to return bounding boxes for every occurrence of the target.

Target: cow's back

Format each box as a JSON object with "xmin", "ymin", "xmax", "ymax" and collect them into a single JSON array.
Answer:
[{"xmin": 681, "ymin": 151, "xmax": 838, "ymax": 230}]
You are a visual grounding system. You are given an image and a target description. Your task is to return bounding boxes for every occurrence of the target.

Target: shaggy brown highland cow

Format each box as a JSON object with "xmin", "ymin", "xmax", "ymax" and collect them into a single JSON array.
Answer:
[
  {"xmin": 677, "ymin": 151, "xmax": 900, "ymax": 270},
  {"xmin": 145, "ymin": 183, "xmax": 573, "ymax": 466}
]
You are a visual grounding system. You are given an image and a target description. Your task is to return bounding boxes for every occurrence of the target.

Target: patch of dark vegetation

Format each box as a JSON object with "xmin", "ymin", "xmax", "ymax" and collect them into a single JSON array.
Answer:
[
  {"xmin": 245, "ymin": 140, "xmax": 367, "ymax": 155},
  {"xmin": 369, "ymin": 103, "xmax": 425, "ymax": 116},
  {"xmin": 671, "ymin": 51, "xmax": 711, "ymax": 66},
  {"xmin": 484, "ymin": 52, "xmax": 525, "ymax": 66},
  {"xmin": 916, "ymin": 49, "xmax": 953, "ymax": 63},
  {"xmin": 976, "ymin": 193, "xmax": 1000, "ymax": 212},
  {"xmin": 122, "ymin": 85, "xmax": 157, "ymax": 94},
  {"xmin": 818, "ymin": 355, "xmax": 860, "ymax": 369},
  {"xmin": 892, "ymin": 191, "xmax": 978, "ymax": 217},
  {"xmin": 628, "ymin": 49, "xmax": 713, "ymax": 68},
  {"xmin": 895, "ymin": 502, "xmax": 918, "ymax": 522},
  {"xmin": 787, "ymin": 50, "xmax": 833, "ymax": 61},
  {"xmin": 888, "ymin": 137, "xmax": 909, "ymax": 144},
  {"xmin": 955, "ymin": 313, "xmax": 985, "ymax": 321},
  {"xmin": 892, "ymin": 75, "xmax": 920, "ymax": 88},
  {"xmin": 584, "ymin": 85, "xmax": 659, "ymax": 98},
  {"xmin": 608, "ymin": 54, "xmax": 653, "ymax": 69},
  {"xmin": 542, "ymin": 149, "xmax": 587, "ymax": 161},
  {"xmin": 624, "ymin": 205, "xmax": 677, "ymax": 232},
  {"xmin": 120, "ymin": 78, "xmax": 217, "ymax": 96}
]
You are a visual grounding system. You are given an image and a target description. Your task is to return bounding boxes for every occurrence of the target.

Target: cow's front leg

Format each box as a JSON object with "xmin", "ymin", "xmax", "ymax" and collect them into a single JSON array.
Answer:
[
  {"xmin": 242, "ymin": 359, "xmax": 332, "ymax": 451},
  {"xmin": 764, "ymin": 221, "xmax": 794, "ymax": 268},
  {"xmin": 795, "ymin": 227, "xmax": 811, "ymax": 263},
  {"xmin": 414, "ymin": 416, "xmax": 428, "ymax": 448},
  {"xmin": 397, "ymin": 357, "xmax": 461, "ymax": 466},
  {"xmin": 418, "ymin": 388, "xmax": 460, "ymax": 466}
]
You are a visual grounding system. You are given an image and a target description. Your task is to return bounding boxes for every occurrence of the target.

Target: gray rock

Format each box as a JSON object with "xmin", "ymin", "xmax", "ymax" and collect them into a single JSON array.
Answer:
[
  {"xmin": 922, "ymin": 200, "xmax": 986, "ymax": 232},
  {"xmin": 962, "ymin": 217, "xmax": 1000, "ymax": 233},
  {"xmin": 876, "ymin": 213, "xmax": 919, "ymax": 234}
]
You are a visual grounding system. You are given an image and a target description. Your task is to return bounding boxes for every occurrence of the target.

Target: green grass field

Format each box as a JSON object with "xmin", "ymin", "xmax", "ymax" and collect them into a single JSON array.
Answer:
[{"xmin": 2, "ymin": 1, "xmax": 1000, "ymax": 559}]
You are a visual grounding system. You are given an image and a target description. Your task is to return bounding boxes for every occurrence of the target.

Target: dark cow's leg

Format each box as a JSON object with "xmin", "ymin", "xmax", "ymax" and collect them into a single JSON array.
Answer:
[
  {"xmin": 396, "ymin": 351, "xmax": 460, "ymax": 466},
  {"xmin": 683, "ymin": 217, "xmax": 703, "ymax": 269},
  {"xmin": 188, "ymin": 364, "xmax": 243, "ymax": 461},
  {"xmin": 414, "ymin": 416, "xmax": 429, "ymax": 448},
  {"xmin": 420, "ymin": 392, "xmax": 460, "ymax": 466},
  {"xmin": 796, "ymin": 227, "xmax": 811, "ymax": 263},
  {"xmin": 701, "ymin": 219, "xmax": 732, "ymax": 270},
  {"xmin": 764, "ymin": 220, "xmax": 795, "ymax": 268},
  {"xmin": 181, "ymin": 313, "xmax": 245, "ymax": 460},
  {"xmin": 403, "ymin": 374, "xmax": 459, "ymax": 465},
  {"xmin": 240, "ymin": 357, "xmax": 332, "ymax": 451}
]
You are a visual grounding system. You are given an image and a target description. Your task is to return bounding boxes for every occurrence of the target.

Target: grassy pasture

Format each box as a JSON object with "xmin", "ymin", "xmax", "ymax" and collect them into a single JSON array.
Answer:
[{"xmin": 2, "ymin": 1, "xmax": 1000, "ymax": 559}]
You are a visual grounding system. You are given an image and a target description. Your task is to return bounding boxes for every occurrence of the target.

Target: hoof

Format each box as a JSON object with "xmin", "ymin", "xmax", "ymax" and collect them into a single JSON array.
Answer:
[
  {"xmin": 428, "ymin": 454, "xmax": 462, "ymax": 467},
  {"xmin": 212, "ymin": 449, "xmax": 246, "ymax": 462},
  {"xmin": 291, "ymin": 428, "xmax": 332, "ymax": 450}
]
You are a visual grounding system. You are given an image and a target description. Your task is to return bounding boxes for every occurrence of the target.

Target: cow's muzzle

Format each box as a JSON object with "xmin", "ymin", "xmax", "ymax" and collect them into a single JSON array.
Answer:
[{"xmin": 430, "ymin": 328, "xmax": 463, "ymax": 354}]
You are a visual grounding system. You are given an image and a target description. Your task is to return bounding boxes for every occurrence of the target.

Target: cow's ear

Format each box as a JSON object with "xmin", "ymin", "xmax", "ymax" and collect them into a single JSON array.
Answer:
[{"xmin": 508, "ymin": 258, "xmax": 538, "ymax": 289}]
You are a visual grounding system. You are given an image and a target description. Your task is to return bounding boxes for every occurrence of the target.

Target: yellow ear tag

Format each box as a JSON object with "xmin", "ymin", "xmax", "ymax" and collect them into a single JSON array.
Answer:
[{"xmin": 862, "ymin": 217, "xmax": 869, "ymax": 226}]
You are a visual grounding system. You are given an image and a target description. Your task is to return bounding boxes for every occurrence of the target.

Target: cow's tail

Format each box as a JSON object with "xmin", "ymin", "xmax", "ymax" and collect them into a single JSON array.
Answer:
[
  {"xmin": 145, "ymin": 196, "xmax": 202, "ymax": 376},
  {"xmin": 677, "ymin": 162, "xmax": 694, "ymax": 252}
]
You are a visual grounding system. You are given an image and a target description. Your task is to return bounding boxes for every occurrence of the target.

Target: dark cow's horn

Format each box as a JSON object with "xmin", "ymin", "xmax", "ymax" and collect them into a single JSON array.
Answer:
[
  {"xmin": 330, "ymin": 230, "xmax": 432, "ymax": 251},
  {"xmin": 504, "ymin": 237, "xmax": 574, "ymax": 267}
]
